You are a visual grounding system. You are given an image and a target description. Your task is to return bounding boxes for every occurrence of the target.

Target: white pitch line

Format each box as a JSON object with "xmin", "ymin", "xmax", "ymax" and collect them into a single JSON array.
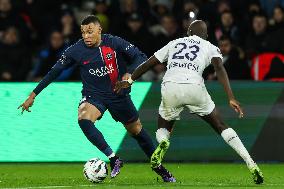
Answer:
[
  {"xmin": 2, "ymin": 185, "xmax": 94, "ymax": 189},
  {"xmin": 2, "ymin": 183, "xmax": 284, "ymax": 189}
]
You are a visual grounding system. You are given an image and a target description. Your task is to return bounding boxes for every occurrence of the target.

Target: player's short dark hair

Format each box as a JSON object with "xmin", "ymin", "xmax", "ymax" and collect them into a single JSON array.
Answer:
[{"xmin": 81, "ymin": 15, "xmax": 101, "ymax": 25}]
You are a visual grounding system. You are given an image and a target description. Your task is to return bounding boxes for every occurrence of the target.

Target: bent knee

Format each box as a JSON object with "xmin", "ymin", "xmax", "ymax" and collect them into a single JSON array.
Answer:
[
  {"xmin": 125, "ymin": 120, "xmax": 142, "ymax": 135},
  {"xmin": 78, "ymin": 109, "xmax": 90, "ymax": 120},
  {"xmin": 78, "ymin": 103, "xmax": 92, "ymax": 120}
]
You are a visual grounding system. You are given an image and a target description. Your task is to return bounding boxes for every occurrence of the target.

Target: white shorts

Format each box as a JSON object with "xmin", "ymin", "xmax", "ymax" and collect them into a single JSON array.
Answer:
[{"xmin": 159, "ymin": 82, "xmax": 215, "ymax": 121}]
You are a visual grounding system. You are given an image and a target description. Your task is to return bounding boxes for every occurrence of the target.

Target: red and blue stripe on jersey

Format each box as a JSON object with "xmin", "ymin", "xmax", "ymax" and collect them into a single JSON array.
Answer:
[{"xmin": 100, "ymin": 46, "xmax": 119, "ymax": 88}]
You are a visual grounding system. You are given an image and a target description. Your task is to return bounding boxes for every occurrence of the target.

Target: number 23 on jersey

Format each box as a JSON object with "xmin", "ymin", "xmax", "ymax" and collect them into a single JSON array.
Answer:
[{"xmin": 172, "ymin": 43, "xmax": 200, "ymax": 61}]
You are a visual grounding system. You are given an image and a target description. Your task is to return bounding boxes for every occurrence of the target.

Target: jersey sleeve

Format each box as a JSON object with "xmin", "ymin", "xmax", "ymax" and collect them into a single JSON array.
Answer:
[
  {"xmin": 113, "ymin": 36, "xmax": 147, "ymax": 73},
  {"xmin": 208, "ymin": 43, "xmax": 223, "ymax": 62},
  {"xmin": 33, "ymin": 47, "xmax": 75, "ymax": 95},
  {"xmin": 154, "ymin": 42, "xmax": 171, "ymax": 63}
]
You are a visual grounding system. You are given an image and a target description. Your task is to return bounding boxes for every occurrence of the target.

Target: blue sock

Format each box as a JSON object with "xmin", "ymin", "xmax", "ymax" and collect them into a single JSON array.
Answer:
[
  {"xmin": 78, "ymin": 119, "xmax": 113, "ymax": 157},
  {"xmin": 132, "ymin": 128, "xmax": 156, "ymax": 159}
]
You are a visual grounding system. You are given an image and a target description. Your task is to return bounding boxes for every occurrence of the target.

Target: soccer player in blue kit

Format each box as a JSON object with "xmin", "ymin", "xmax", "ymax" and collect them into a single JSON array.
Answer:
[{"xmin": 18, "ymin": 15, "xmax": 175, "ymax": 182}]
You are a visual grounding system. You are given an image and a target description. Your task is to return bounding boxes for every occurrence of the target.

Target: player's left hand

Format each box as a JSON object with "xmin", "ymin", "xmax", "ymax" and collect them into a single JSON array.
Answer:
[
  {"xmin": 18, "ymin": 97, "xmax": 34, "ymax": 114},
  {"xmin": 114, "ymin": 80, "xmax": 131, "ymax": 93},
  {"xmin": 122, "ymin": 73, "xmax": 131, "ymax": 80},
  {"xmin": 229, "ymin": 99, "xmax": 244, "ymax": 118},
  {"xmin": 17, "ymin": 92, "xmax": 36, "ymax": 114}
]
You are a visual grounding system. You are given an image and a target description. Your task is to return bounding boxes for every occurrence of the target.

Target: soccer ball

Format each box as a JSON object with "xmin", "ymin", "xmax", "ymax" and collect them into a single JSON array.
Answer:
[{"xmin": 83, "ymin": 158, "xmax": 108, "ymax": 183}]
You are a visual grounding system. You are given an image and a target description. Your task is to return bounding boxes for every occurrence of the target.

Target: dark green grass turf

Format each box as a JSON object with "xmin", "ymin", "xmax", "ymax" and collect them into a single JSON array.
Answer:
[{"xmin": 0, "ymin": 163, "xmax": 283, "ymax": 188}]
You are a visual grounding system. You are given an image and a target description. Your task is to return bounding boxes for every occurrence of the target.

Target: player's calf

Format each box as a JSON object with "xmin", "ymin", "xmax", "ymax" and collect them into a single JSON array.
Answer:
[
  {"xmin": 221, "ymin": 128, "xmax": 264, "ymax": 184},
  {"xmin": 78, "ymin": 119, "xmax": 114, "ymax": 156},
  {"xmin": 131, "ymin": 127, "xmax": 156, "ymax": 158}
]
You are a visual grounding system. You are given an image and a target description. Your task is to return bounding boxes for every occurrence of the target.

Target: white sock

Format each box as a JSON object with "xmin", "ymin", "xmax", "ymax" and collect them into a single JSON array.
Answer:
[
  {"xmin": 156, "ymin": 128, "xmax": 170, "ymax": 143},
  {"xmin": 221, "ymin": 128, "xmax": 256, "ymax": 169},
  {"xmin": 107, "ymin": 152, "xmax": 115, "ymax": 159}
]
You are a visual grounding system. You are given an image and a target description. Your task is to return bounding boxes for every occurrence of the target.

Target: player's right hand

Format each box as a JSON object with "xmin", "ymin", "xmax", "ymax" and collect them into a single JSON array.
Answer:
[
  {"xmin": 18, "ymin": 93, "xmax": 36, "ymax": 114},
  {"xmin": 229, "ymin": 99, "xmax": 244, "ymax": 118},
  {"xmin": 114, "ymin": 80, "xmax": 131, "ymax": 93}
]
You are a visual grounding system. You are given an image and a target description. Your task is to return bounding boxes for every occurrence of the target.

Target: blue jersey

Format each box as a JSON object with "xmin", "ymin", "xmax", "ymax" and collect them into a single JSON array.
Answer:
[{"xmin": 33, "ymin": 34, "xmax": 147, "ymax": 98}]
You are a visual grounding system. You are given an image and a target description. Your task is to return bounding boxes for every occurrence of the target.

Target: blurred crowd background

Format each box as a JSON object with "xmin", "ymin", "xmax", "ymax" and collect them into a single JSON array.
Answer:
[{"xmin": 0, "ymin": 0, "xmax": 284, "ymax": 82}]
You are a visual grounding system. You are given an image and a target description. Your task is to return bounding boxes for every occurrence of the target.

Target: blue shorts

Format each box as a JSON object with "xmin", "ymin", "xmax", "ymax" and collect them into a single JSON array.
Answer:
[{"xmin": 79, "ymin": 95, "xmax": 139, "ymax": 125}]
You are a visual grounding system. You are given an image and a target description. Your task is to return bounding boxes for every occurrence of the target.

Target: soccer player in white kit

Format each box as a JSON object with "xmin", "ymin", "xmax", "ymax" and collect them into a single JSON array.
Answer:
[{"xmin": 114, "ymin": 20, "xmax": 263, "ymax": 184}]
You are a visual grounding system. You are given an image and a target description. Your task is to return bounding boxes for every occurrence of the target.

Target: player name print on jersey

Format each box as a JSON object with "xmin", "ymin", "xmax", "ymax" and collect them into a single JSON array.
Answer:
[
  {"xmin": 185, "ymin": 38, "xmax": 200, "ymax": 44},
  {"xmin": 168, "ymin": 62, "xmax": 199, "ymax": 72}
]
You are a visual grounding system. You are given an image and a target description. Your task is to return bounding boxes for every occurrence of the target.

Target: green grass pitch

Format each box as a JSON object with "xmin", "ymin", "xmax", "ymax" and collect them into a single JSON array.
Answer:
[{"xmin": 0, "ymin": 163, "xmax": 283, "ymax": 188}]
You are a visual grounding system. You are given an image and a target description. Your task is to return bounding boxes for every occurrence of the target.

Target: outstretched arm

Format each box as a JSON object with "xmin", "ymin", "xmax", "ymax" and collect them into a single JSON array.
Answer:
[
  {"xmin": 211, "ymin": 57, "xmax": 244, "ymax": 118},
  {"xmin": 114, "ymin": 56, "xmax": 160, "ymax": 92}
]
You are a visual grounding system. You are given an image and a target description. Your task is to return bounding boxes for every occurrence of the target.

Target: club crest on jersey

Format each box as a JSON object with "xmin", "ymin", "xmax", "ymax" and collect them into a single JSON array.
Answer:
[{"xmin": 105, "ymin": 53, "xmax": 113, "ymax": 60}]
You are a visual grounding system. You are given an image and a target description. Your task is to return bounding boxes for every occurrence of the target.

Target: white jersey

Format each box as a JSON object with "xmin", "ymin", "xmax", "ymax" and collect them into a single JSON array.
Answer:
[{"xmin": 154, "ymin": 35, "xmax": 222, "ymax": 85}]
